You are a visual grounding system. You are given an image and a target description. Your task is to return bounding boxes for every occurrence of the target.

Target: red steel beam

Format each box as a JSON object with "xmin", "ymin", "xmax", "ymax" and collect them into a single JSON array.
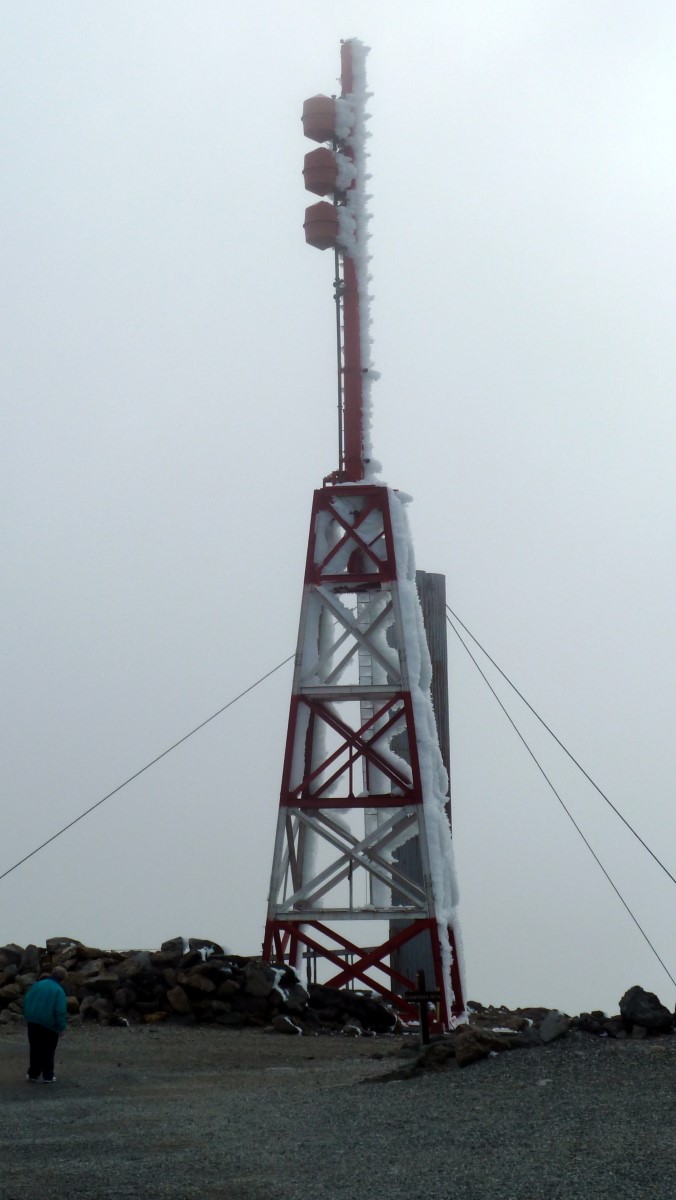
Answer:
[
  {"xmin": 339, "ymin": 41, "xmax": 364, "ymax": 482},
  {"xmin": 341, "ymin": 256, "xmax": 364, "ymax": 481}
]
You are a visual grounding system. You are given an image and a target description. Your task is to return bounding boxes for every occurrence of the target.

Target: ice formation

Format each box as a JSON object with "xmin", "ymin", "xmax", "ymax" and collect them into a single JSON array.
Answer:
[
  {"xmin": 336, "ymin": 39, "xmax": 381, "ymax": 478},
  {"xmin": 389, "ymin": 489, "xmax": 465, "ymax": 1018}
]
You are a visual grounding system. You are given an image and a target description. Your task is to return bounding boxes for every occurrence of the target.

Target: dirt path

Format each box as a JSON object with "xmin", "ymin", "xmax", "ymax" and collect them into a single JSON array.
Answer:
[
  {"xmin": 2, "ymin": 1023, "xmax": 676, "ymax": 1200},
  {"xmin": 0, "ymin": 1023, "xmax": 388, "ymax": 1200}
]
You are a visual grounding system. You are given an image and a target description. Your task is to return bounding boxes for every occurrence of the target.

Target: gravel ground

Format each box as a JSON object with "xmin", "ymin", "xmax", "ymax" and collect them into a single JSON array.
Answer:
[{"xmin": 1, "ymin": 1022, "xmax": 676, "ymax": 1199}]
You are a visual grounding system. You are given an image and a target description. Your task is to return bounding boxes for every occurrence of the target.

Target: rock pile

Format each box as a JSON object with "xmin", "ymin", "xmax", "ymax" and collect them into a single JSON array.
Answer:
[
  {"xmin": 618, "ymin": 985, "xmax": 674, "ymax": 1036},
  {"xmin": 380, "ymin": 989, "xmax": 676, "ymax": 1077},
  {"xmin": 372, "ymin": 1004, "xmax": 572, "ymax": 1079},
  {"xmin": 453, "ymin": 1002, "xmax": 570, "ymax": 1067},
  {"xmin": 0, "ymin": 937, "xmax": 398, "ymax": 1035},
  {"xmin": 3, "ymin": 941, "xmax": 673, "ymax": 1055},
  {"xmin": 572, "ymin": 986, "xmax": 675, "ymax": 1040}
]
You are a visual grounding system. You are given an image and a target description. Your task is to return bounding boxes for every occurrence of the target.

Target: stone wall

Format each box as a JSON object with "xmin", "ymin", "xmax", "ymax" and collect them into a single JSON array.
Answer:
[{"xmin": 0, "ymin": 937, "xmax": 397, "ymax": 1035}]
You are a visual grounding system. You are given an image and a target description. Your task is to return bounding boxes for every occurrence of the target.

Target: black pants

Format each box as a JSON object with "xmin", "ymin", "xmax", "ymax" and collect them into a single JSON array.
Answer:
[{"xmin": 27, "ymin": 1023, "xmax": 59, "ymax": 1081}]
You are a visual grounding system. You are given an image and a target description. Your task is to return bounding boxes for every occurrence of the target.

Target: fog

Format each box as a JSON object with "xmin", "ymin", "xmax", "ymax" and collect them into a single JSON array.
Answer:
[{"xmin": 2, "ymin": 1, "xmax": 675, "ymax": 1015}]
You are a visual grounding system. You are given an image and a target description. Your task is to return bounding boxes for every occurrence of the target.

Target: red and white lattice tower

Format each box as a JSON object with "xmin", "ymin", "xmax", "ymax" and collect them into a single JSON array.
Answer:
[{"xmin": 262, "ymin": 40, "xmax": 465, "ymax": 1027}]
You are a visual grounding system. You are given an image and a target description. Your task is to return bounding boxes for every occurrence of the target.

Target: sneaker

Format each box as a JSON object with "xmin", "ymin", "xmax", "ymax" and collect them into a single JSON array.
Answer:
[
  {"xmin": 26, "ymin": 1075, "xmax": 38, "ymax": 1083},
  {"xmin": 42, "ymin": 1077, "xmax": 56, "ymax": 1084}
]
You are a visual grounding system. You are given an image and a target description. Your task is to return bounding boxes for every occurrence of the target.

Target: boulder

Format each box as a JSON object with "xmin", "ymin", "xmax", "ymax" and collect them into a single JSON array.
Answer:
[
  {"xmin": 619, "ymin": 986, "xmax": 673, "ymax": 1034},
  {"xmin": 307, "ymin": 985, "xmax": 395, "ymax": 1033},
  {"xmin": 210, "ymin": 1001, "xmax": 231, "ymax": 1015},
  {"xmin": 538, "ymin": 1011, "xmax": 570, "ymax": 1044},
  {"xmin": 76, "ymin": 959, "xmax": 108, "ymax": 978},
  {"xmin": 601, "ymin": 1016, "xmax": 625, "ymax": 1039},
  {"xmin": 184, "ymin": 959, "xmax": 232, "ymax": 983},
  {"xmin": 113, "ymin": 988, "xmax": 136, "ymax": 1010},
  {"xmin": 0, "ymin": 966, "xmax": 18, "ymax": 987},
  {"xmin": 66, "ymin": 971, "xmax": 93, "ymax": 989},
  {"xmin": 19, "ymin": 945, "xmax": 40, "ymax": 974},
  {"xmin": 188, "ymin": 939, "xmax": 224, "ymax": 957},
  {"xmin": 178, "ymin": 972, "xmax": 216, "ymax": 994},
  {"xmin": 341, "ymin": 993, "xmax": 396, "ymax": 1034},
  {"xmin": 46, "ymin": 937, "xmax": 82, "ymax": 955},
  {"xmin": 217, "ymin": 980, "xmax": 240, "ymax": 1000},
  {"xmin": 15, "ymin": 974, "xmax": 37, "ymax": 992},
  {"xmin": 471, "ymin": 1012, "xmax": 530, "ymax": 1032},
  {"xmin": 243, "ymin": 963, "xmax": 279, "ymax": 999},
  {"xmin": 231, "ymin": 993, "xmax": 271, "ymax": 1021},
  {"xmin": 416, "ymin": 1039, "xmax": 456, "ymax": 1070},
  {"xmin": 276, "ymin": 971, "xmax": 309, "ymax": 1015},
  {"xmin": 178, "ymin": 950, "xmax": 204, "ymax": 971},
  {"xmin": 79, "ymin": 996, "xmax": 100, "ymax": 1021},
  {"xmin": 53, "ymin": 946, "xmax": 80, "ymax": 969},
  {"xmin": 297, "ymin": 1006, "xmax": 321, "ymax": 1030},
  {"xmin": 82, "ymin": 970, "xmax": 119, "ymax": 990},
  {"xmin": 271, "ymin": 1014, "xmax": 301, "ymax": 1035},
  {"xmin": 575, "ymin": 1013, "xmax": 603, "ymax": 1035},
  {"xmin": 78, "ymin": 946, "xmax": 114, "ymax": 962},
  {"xmin": 149, "ymin": 950, "xmax": 185, "ymax": 967},
  {"xmin": 0, "ymin": 945, "xmax": 24, "ymax": 967},
  {"xmin": 0, "ymin": 983, "xmax": 22, "ymax": 1003},
  {"xmin": 513, "ymin": 1006, "xmax": 551, "ymax": 1025},
  {"xmin": 166, "ymin": 986, "xmax": 192, "ymax": 1015},
  {"xmin": 116, "ymin": 953, "xmax": 149, "ymax": 981},
  {"xmin": 160, "ymin": 937, "xmax": 185, "ymax": 957},
  {"xmin": 454, "ymin": 1026, "xmax": 529, "ymax": 1067}
]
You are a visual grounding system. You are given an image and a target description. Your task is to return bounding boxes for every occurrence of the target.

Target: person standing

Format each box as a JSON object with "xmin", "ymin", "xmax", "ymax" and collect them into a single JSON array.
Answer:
[{"xmin": 23, "ymin": 965, "xmax": 68, "ymax": 1082}]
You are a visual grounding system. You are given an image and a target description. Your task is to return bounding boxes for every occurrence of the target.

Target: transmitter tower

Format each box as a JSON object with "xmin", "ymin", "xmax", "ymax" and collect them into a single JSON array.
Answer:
[{"xmin": 263, "ymin": 40, "xmax": 465, "ymax": 1027}]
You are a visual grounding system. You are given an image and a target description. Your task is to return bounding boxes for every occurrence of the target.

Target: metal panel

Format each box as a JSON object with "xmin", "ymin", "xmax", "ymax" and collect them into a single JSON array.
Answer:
[{"xmin": 390, "ymin": 571, "xmax": 452, "ymax": 993}]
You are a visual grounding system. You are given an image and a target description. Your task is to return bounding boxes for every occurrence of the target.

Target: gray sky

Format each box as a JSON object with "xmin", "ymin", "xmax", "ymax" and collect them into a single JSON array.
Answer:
[{"xmin": 2, "ymin": 0, "xmax": 675, "ymax": 1016}]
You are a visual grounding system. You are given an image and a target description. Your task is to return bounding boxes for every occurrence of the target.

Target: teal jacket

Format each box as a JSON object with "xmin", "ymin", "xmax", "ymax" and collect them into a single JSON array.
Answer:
[{"xmin": 23, "ymin": 978, "xmax": 67, "ymax": 1033}]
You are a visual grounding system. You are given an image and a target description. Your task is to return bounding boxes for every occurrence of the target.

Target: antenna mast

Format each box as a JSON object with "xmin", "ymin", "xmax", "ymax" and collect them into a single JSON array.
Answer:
[
  {"xmin": 263, "ymin": 41, "xmax": 465, "ymax": 1029},
  {"xmin": 302, "ymin": 39, "xmax": 374, "ymax": 482}
]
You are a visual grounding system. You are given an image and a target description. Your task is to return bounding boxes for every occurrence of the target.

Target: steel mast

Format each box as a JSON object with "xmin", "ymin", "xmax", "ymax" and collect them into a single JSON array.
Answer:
[{"xmin": 263, "ymin": 40, "xmax": 465, "ymax": 1027}]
